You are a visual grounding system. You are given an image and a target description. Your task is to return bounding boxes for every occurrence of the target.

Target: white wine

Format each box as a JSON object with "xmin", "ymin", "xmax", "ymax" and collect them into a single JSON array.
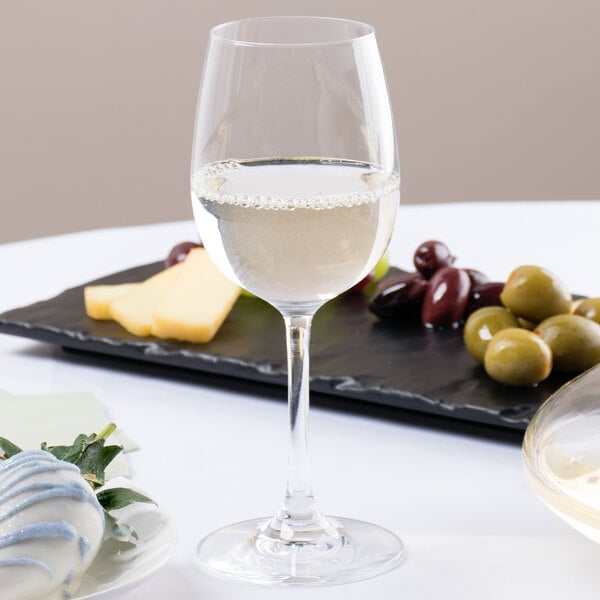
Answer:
[
  {"xmin": 529, "ymin": 415, "xmax": 600, "ymax": 543},
  {"xmin": 191, "ymin": 159, "xmax": 399, "ymax": 310}
]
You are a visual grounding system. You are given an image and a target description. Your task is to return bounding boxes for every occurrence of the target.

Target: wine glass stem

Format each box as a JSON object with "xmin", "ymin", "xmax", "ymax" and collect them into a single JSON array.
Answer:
[{"xmin": 281, "ymin": 314, "xmax": 318, "ymax": 522}]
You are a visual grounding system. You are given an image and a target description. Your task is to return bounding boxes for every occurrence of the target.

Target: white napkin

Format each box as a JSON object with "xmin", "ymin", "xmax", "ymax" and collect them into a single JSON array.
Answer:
[{"xmin": 0, "ymin": 390, "xmax": 136, "ymax": 480}]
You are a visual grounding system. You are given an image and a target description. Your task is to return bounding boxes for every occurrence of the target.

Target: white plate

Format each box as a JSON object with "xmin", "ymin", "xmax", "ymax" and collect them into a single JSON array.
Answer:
[{"xmin": 72, "ymin": 479, "xmax": 177, "ymax": 599}]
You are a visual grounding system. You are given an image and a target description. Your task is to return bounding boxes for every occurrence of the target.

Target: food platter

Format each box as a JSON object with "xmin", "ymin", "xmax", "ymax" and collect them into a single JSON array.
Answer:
[{"xmin": 0, "ymin": 262, "xmax": 574, "ymax": 432}]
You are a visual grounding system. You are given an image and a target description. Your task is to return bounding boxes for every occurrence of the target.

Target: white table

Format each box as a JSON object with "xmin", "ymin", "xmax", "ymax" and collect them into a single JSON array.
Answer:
[{"xmin": 1, "ymin": 201, "xmax": 600, "ymax": 599}]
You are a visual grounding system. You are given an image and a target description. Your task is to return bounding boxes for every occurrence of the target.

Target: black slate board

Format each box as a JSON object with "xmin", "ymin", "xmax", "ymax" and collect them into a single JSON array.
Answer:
[{"xmin": 0, "ymin": 263, "xmax": 571, "ymax": 431}]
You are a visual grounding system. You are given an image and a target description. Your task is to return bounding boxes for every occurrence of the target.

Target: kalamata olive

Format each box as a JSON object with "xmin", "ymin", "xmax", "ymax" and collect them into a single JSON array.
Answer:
[
  {"xmin": 464, "ymin": 269, "xmax": 489, "ymax": 287},
  {"xmin": 421, "ymin": 266, "xmax": 471, "ymax": 328},
  {"xmin": 165, "ymin": 241, "xmax": 202, "ymax": 267},
  {"xmin": 466, "ymin": 282, "xmax": 505, "ymax": 314},
  {"xmin": 369, "ymin": 273, "xmax": 428, "ymax": 321},
  {"xmin": 413, "ymin": 240, "xmax": 456, "ymax": 279}
]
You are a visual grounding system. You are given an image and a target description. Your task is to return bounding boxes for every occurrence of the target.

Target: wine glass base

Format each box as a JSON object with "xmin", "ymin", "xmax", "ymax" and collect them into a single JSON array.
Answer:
[{"xmin": 196, "ymin": 516, "xmax": 404, "ymax": 586}]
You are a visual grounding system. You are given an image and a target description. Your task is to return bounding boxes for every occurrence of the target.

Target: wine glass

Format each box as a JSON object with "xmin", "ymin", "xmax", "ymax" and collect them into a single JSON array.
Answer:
[{"xmin": 190, "ymin": 16, "xmax": 403, "ymax": 586}]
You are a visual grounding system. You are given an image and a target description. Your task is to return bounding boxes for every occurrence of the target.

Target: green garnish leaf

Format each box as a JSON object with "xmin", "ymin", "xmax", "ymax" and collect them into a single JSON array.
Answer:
[
  {"xmin": 0, "ymin": 437, "xmax": 23, "ymax": 460},
  {"xmin": 41, "ymin": 423, "xmax": 118, "ymax": 466},
  {"xmin": 76, "ymin": 439, "xmax": 123, "ymax": 489},
  {"xmin": 42, "ymin": 429, "xmax": 123, "ymax": 490},
  {"xmin": 43, "ymin": 433, "xmax": 95, "ymax": 463},
  {"xmin": 96, "ymin": 487, "xmax": 156, "ymax": 511}
]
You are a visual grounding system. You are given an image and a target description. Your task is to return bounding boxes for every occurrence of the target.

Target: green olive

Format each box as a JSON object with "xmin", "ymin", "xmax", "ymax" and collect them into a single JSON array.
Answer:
[
  {"xmin": 517, "ymin": 317, "xmax": 536, "ymax": 331},
  {"xmin": 500, "ymin": 265, "xmax": 572, "ymax": 323},
  {"xmin": 463, "ymin": 307, "xmax": 520, "ymax": 364},
  {"xmin": 574, "ymin": 297, "xmax": 600, "ymax": 325},
  {"xmin": 484, "ymin": 328, "xmax": 552, "ymax": 386},
  {"xmin": 535, "ymin": 314, "xmax": 600, "ymax": 372},
  {"xmin": 571, "ymin": 298, "xmax": 585, "ymax": 314}
]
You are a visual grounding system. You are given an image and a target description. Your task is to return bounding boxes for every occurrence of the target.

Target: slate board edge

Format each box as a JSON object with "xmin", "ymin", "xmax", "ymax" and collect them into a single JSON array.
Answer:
[{"xmin": 0, "ymin": 315, "xmax": 531, "ymax": 432}]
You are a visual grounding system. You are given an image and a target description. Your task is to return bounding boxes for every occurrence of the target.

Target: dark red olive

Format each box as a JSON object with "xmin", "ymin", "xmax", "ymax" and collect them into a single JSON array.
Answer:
[
  {"xmin": 413, "ymin": 240, "xmax": 456, "ymax": 279},
  {"xmin": 466, "ymin": 282, "xmax": 505, "ymax": 315},
  {"xmin": 369, "ymin": 273, "xmax": 428, "ymax": 321},
  {"xmin": 165, "ymin": 241, "xmax": 203, "ymax": 268},
  {"xmin": 464, "ymin": 268, "xmax": 489, "ymax": 287},
  {"xmin": 421, "ymin": 267, "xmax": 471, "ymax": 328}
]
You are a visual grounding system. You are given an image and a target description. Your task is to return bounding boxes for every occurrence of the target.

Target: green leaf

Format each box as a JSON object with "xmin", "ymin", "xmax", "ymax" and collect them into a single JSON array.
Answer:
[
  {"xmin": 75, "ymin": 439, "xmax": 123, "ymax": 488},
  {"xmin": 43, "ymin": 433, "xmax": 95, "ymax": 464},
  {"xmin": 96, "ymin": 487, "xmax": 156, "ymax": 512},
  {"xmin": 0, "ymin": 437, "xmax": 23, "ymax": 459}
]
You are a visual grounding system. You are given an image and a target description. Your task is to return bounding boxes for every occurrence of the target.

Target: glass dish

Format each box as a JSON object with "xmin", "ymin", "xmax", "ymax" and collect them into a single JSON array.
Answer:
[{"xmin": 523, "ymin": 364, "xmax": 600, "ymax": 543}]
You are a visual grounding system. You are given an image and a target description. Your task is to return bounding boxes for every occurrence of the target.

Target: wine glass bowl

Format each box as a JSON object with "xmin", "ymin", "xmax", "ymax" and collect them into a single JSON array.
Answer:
[
  {"xmin": 191, "ymin": 16, "xmax": 403, "ymax": 585},
  {"xmin": 191, "ymin": 159, "xmax": 399, "ymax": 311},
  {"xmin": 523, "ymin": 364, "xmax": 600, "ymax": 545}
]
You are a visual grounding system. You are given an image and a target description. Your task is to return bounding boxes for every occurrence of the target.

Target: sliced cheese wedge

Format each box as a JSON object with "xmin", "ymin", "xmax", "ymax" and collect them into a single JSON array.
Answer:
[
  {"xmin": 151, "ymin": 248, "xmax": 240, "ymax": 343},
  {"xmin": 109, "ymin": 263, "xmax": 184, "ymax": 336},
  {"xmin": 84, "ymin": 283, "xmax": 142, "ymax": 320}
]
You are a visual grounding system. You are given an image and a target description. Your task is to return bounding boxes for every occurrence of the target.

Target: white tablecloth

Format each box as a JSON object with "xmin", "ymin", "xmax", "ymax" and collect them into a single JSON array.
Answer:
[{"xmin": 1, "ymin": 201, "xmax": 600, "ymax": 599}]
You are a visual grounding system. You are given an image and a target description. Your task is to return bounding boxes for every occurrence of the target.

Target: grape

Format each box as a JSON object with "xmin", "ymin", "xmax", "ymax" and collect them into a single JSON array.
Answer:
[
  {"xmin": 413, "ymin": 240, "xmax": 456, "ymax": 279},
  {"xmin": 165, "ymin": 241, "xmax": 202, "ymax": 268}
]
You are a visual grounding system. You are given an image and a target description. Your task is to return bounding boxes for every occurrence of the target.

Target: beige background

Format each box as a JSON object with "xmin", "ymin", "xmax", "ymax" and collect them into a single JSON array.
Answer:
[{"xmin": 1, "ymin": 1, "xmax": 599, "ymax": 243}]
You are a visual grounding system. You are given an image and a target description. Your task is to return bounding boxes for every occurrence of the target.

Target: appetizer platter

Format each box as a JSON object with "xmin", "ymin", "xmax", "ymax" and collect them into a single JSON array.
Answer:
[{"xmin": 1, "ymin": 240, "xmax": 598, "ymax": 433}]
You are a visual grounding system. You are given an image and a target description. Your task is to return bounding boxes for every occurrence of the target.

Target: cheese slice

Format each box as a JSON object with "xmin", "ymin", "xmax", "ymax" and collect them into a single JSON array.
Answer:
[
  {"xmin": 109, "ymin": 263, "xmax": 184, "ymax": 336},
  {"xmin": 84, "ymin": 283, "xmax": 141, "ymax": 320},
  {"xmin": 151, "ymin": 248, "xmax": 240, "ymax": 343}
]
